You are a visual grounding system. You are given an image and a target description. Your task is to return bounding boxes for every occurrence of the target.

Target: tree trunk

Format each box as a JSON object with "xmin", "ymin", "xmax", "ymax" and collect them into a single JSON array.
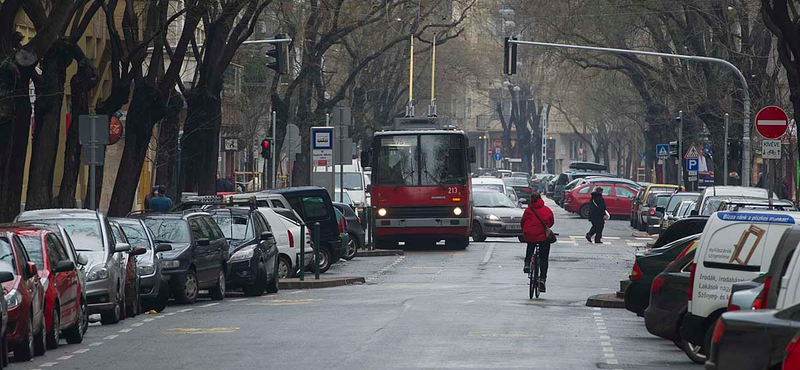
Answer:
[
  {"xmin": 26, "ymin": 40, "xmax": 73, "ymax": 210},
  {"xmin": 107, "ymin": 81, "xmax": 166, "ymax": 216},
  {"xmin": 0, "ymin": 66, "xmax": 33, "ymax": 222},
  {"xmin": 181, "ymin": 85, "xmax": 221, "ymax": 195},
  {"xmin": 155, "ymin": 89, "xmax": 183, "ymax": 196},
  {"xmin": 56, "ymin": 46, "xmax": 98, "ymax": 208}
]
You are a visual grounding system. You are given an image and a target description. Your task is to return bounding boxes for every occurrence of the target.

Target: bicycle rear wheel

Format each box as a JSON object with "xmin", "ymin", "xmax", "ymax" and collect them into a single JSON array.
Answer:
[
  {"xmin": 528, "ymin": 261, "xmax": 535, "ymax": 299},
  {"xmin": 533, "ymin": 253, "xmax": 540, "ymax": 298}
]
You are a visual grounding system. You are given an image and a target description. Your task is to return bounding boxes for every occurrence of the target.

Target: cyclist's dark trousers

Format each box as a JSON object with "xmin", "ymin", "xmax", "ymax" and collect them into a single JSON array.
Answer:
[{"xmin": 525, "ymin": 242, "xmax": 551, "ymax": 280}]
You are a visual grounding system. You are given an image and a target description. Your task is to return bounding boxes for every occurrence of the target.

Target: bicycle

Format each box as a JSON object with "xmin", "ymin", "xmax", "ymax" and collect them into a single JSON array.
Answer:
[{"xmin": 528, "ymin": 243, "xmax": 541, "ymax": 299}]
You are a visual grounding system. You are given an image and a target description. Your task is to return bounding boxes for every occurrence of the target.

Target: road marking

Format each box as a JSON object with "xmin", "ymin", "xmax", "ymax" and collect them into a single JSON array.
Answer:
[
  {"xmin": 56, "ymin": 355, "xmax": 74, "ymax": 360},
  {"xmin": 635, "ymin": 237, "xmax": 653, "ymax": 240},
  {"xmin": 482, "ymin": 244, "xmax": 495, "ymax": 264},
  {"xmin": 607, "ymin": 359, "xmax": 619, "ymax": 364},
  {"xmin": 604, "ymin": 353, "xmax": 615, "ymax": 358},
  {"xmin": 103, "ymin": 335, "xmax": 119, "ymax": 340},
  {"xmin": 143, "ymin": 318, "xmax": 154, "ymax": 322},
  {"xmin": 249, "ymin": 298, "xmax": 322, "ymax": 306},
  {"xmin": 231, "ymin": 298, "xmax": 247, "ymax": 302},
  {"xmin": 599, "ymin": 335, "xmax": 610, "ymax": 340},
  {"xmin": 603, "ymin": 237, "xmax": 620, "ymax": 240},
  {"xmin": 164, "ymin": 312, "xmax": 175, "ymax": 316},
  {"xmin": 602, "ymin": 347, "xmax": 614, "ymax": 352},
  {"xmin": 39, "ymin": 363, "xmax": 58, "ymax": 367},
  {"xmin": 119, "ymin": 328, "xmax": 132, "ymax": 333},
  {"xmin": 366, "ymin": 255, "xmax": 406, "ymax": 282},
  {"xmin": 131, "ymin": 322, "xmax": 143, "ymax": 327},
  {"xmin": 73, "ymin": 349, "xmax": 90, "ymax": 354},
  {"xmin": 89, "ymin": 341, "xmax": 103, "ymax": 346},
  {"xmin": 201, "ymin": 302, "xmax": 220, "ymax": 307},
  {"xmin": 162, "ymin": 327, "xmax": 239, "ymax": 335},
  {"xmin": 601, "ymin": 341, "xmax": 612, "ymax": 346},
  {"xmin": 177, "ymin": 308, "xmax": 193, "ymax": 313},
  {"xmin": 468, "ymin": 332, "xmax": 544, "ymax": 338}
]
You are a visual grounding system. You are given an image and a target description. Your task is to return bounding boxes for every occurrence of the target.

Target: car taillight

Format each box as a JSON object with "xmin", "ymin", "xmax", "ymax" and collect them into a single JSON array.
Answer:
[
  {"xmin": 787, "ymin": 332, "xmax": 800, "ymax": 358},
  {"xmin": 687, "ymin": 263, "xmax": 696, "ymax": 300},
  {"xmin": 752, "ymin": 277, "xmax": 772, "ymax": 310},
  {"xmin": 727, "ymin": 293, "xmax": 740, "ymax": 311},
  {"xmin": 630, "ymin": 261, "xmax": 643, "ymax": 281},
  {"xmin": 524, "ymin": 187, "xmax": 532, "ymax": 192},
  {"xmin": 651, "ymin": 276, "xmax": 665, "ymax": 292},
  {"xmin": 288, "ymin": 230, "xmax": 294, "ymax": 248},
  {"xmin": 675, "ymin": 242, "xmax": 696, "ymax": 260},
  {"xmin": 649, "ymin": 207, "xmax": 656, "ymax": 216},
  {"xmin": 711, "ymin": 319, "xmax": 725, "ymax": 344}
]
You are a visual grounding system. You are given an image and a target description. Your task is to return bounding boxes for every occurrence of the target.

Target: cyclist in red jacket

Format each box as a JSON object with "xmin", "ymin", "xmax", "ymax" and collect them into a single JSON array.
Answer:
[{"xmin": 520, "ymin": 192, "xmax": 555, "ymax": 292}]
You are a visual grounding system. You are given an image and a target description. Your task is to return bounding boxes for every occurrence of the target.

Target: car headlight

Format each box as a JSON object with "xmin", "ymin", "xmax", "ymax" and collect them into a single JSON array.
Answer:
[
  {"xmin": 230, "ymin": 247, "xmax": 255, "ymax": 262},
  {"xmin": 377, "ymin": 208, "xmax": 387, "ymax": 217},
  {"xmin": 453, "ymin": 207, "xmax": 462, "ymax": 216},
  {"xmin": 5, "ymin": 289, "xmax": 21, "ymax": 309},
  {"xmin": 484, "ymin": 214, "xmax": 500, "ymax": 221},
  {"xmin": 160, "ymin": 260, "xmax": 181, "ymax": 269},
  {"xmin": 138, "ymin": 263, "xmax": 155, "ymax": 276},
  {"xmin": 88, "ymin": 265, "xmax": 109, "ymax": 281}
]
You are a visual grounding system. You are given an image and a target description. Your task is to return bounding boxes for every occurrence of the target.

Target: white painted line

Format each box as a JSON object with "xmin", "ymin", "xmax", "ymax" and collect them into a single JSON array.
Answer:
[
  {"xmin": 601, "ymin": 341, "xmax": 612, "ymax": 346},
  {"xmin": 635, "ymin": 237, "xmax": 653, "ymax": 240},
  {"xmin": 164, "ymin": 312, "xmax": 175, "ymax": 316},
  {"xmin": 232, "ymin": 298, "xmax": 247, "ymax": 302},
  {"xmin": 89, "ymin": 341, "xmax": 103, "ymax": 346},
  {"xmin": 177, "ymin": 308, "xmax": 193, "ymax": 313},
  {"xmin": 119, "ymin": 328, "xmax": 132, "ymax": 333},
  {"xmin": 155, "ymin": 315, "xmax": 166, "ymax": 319},
  {"xmin": 602, "ymin": 347, "xmax": 614, "ymax": 352},
  {"xmin": 606, "ymin": 359, "xmax": 619, "ymax": 364},
  {"xmin": 604, "ymin": 353, "xmax": 615, "ymax": 358},
  {"xmin": 40, "ymin": 363, "xmax": 58, "ymax": 367},
  {"xmin": 603, "ymin": 237, "xmax": 620, "ymax": 240},
  {"xmin": 593, "ymin": 307, "xmax": 601, "ymax": 310},
  {"xmin": 599, "ymin": 335, "xmax": 610, "ymax": 340},
  {"xmin": 57, "ymin": 355, "xmax": 74, "ymax": 360},
  {"xmin": 131, "ymin": 322, "xmax": 144, "ymax": 327},
  {"xmin": 482, "ymin": 244, "xmax": 495, "ymax": 264},
  {"xmin": 555, "ymin": 241, "xmax": 574, "ymax": 244},
  {"xmin": 593, "ymin": 312, "xmax": 602, "ymax": 315},
  {"xmin": 201, "ymin": 302, "xmax": 220, "ymax": 308},
  {"xmin": 569, "ymin": 236, "xmax": 584, "ymax": 239},
  {"xmin": 598, "ymin": 330, "xmax": 608, "ymax": 334},
  {"xmin": 73, "ymin": 348, "xmax": 90, "ymax": 354},
  {"xmin": 103, "ymin": 334, "xmax": 119, "ymax": 340}
]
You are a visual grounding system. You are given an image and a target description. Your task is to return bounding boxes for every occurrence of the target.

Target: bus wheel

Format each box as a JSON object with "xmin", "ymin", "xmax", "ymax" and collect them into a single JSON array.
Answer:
[{"xmin": 446, "ymin": 237, "xmax": 469, "ymax": 250}]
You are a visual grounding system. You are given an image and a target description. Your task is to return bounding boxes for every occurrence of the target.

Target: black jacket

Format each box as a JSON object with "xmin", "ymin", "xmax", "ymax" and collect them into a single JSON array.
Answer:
[{"xmin": 588, "ymin": 192, "xmax": 607, "ymax": 222}]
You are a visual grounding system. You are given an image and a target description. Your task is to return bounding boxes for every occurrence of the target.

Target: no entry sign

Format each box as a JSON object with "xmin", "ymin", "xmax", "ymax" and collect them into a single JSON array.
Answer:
[{"xmin": 755, "ymin": 106, "xmax": 789, "ymax": 139}]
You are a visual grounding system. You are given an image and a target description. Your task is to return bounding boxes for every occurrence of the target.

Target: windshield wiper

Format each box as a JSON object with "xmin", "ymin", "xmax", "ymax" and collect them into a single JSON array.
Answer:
[
  {"xmin": 392, "ymin": 170, "xmax": 415, "ymax": 191},
  {"xmin": 424, "ymin": 170, "xmax": 448, "ymax": 190}
]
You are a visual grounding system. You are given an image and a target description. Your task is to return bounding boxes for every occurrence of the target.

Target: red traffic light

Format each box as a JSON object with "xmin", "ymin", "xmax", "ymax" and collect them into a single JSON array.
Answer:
[{"xmin": 262, "ymin": 140, "xmax": 270, "ymax": 149}]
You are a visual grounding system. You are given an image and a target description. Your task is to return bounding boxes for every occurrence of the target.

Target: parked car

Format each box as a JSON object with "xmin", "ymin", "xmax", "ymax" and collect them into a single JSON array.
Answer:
[
  {"xmin": 109, "ymin": 221, "xmax": 146, "ymax": 318},
  {"xmin": 656, "ymin": 192, "xmax": 699, "ymax": 229},
  {"xmin": 572, "ymin": 176, "xmax": 641, "ymax": 191},
  {"xmin": 257, "ymin": 208, "xmax": 313, "ymax": 279},
  {"xmin": 470, "ymin": 189, "xmax": 525, "ymax": 242},
  {"xmin": 332, "ymin": 189, "xmax": 356, "ymax": 210},
  {"xmin": 228, "ymin": 192, "xmax": 293, "ymax": 209},
  {"xmin": 207, "ymin": 206, "xmax": 279, "ymax": 296},
  {"xmin": 530, "ymin": 173, "xmax": 552, "ymax": 192},
  {"xmin": 14, "ymin": 226, "xmax": 85, "ymax": 349},
  {"xmin": 112, "ymin": 218, "xmax": 172, "ymax": 312},
  {"xmin": 624, "ymin": 234, "xmax": 700, "ymax": 316},
  {"xmin": 785, "ymin": 332, "xmax": 800, "ymax": 370},
  {"xmin": 495, "ymin": 170, "xmax": 512, "ymax": 178},
  {"xmin": 0, "ymin": 230, "xmax": 45, "ymax": 360},
  {"xmin": 552, "ymin": 171, "xmax": 615, "ymax": 205},
  {"xmin": 563, "ymin": 183, "xmax": 637, "ymax": 219},
  {"xmin": 134, "ymin": 212, "xmax": 229, "ymax": 303},
  {"xmin": 265, "ymin": 187, "xmax": 347, "ymax": 272},
  {"xmin": 503, "ymin": 177, "xmax": 533, "ymax": 201},
  {"xmin": 0, "ymin": 266, "xmax": 11, "ymax": 366},
  {"xmin": 644, "ymin": 245, "xmax": 702, "ymax": 363},
  {"xmin": 660, "ymin": 199, "xmax": 696, "ymax": 230},
  {"xmin": 681, "ymin": 211, "xmax": 800, "ymax": 359},
  {"xmin": 334, "ymin": 202, "xmax": 365, "ymax": 261},
  {"xmin": 643, "ymin": 193, "xmax": 673, "ymax": 234},
  {"xmin": 715, "ymin": 197, "xmax": 796, "ymax": 212},
  {"xmin": 16, "ymin": 209, "xmax": 128, "ymax": 325},
  {"xmin": 631, "ymin": 184, "xmax": 679, "ymax": 229},
  {"xmin": 692, "ymin": 186, "xmax": 772, "ymax": 216},
  {"xmin": 651, "ymin": 216, "xmax": 709, "ymax": 249},
  {"xmin": 473, "ymin": 177, "xmax": 518, "ymax": 205}
]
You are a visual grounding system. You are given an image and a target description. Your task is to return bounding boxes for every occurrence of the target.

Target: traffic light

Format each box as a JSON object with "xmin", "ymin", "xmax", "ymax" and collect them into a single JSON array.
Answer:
[
  {"xmin": 503, "ymin": 36, "xmax": 517, "ymax": 75},
  {"xmin": 260, "ymin": 139, "xmax": 271, "ymax": 159},
  {"xmin": 728, "ymin": 141, "xmax": 741, "ymax": 161},
  {"xmin": 669, "ymin": 141, "xmax": 678, "ymax": 157},
  {"xmin": 266, "ymin": 34, "xmax": 290, "ymax": 75}
]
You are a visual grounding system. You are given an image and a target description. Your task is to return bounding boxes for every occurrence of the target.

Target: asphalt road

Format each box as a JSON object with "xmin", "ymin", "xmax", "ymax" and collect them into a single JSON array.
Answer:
[{"xmin": 11, "ymin": 199, "xmax": 700, "ymax": 370}]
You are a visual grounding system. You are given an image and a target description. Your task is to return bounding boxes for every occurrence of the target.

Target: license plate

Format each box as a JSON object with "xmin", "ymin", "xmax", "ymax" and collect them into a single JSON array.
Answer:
[{"xmin": 506, "ymin": 225, "xmax": 521, "ymax": 230}]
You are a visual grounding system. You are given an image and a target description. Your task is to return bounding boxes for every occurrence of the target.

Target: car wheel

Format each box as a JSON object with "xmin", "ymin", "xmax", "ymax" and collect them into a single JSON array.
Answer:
[
  {"xmin": 63, "ymin": 300, "xmax": 85, "ymax": 344},
  {"xmin": 33, "ymin": 313, "xmax": 45, "ymax": 356},
  {"xmin": 174, "ymin": 269, "xmax": 199, "ymax": 304},
  {"xmin": 243, "ymin": 262, "xmax": 267, "ymax": 297},
  {"xmin": 316, "ymin": 247, "xmax": 331, "ymax": 273},
  {"xmin": 579, "ymin": 204, "xmax": 591, "ymax": 219},
  {"xmin": 266, "ymin": 258, "xmax": 279, "ymax": 294},
  {"xmin": 15, "ymin": 315, "xmax": 35, "ymax": 361},
  {"xmin": 342, "ymin": 233, "xmax": 358, "ymax": 261},
  {"xmin": 45, "ymin": 307, "xmax": 59, "ymax": 350},
  {"xmin": 679, "ymin": 338, "xmax": 706, "ymax": 364},
  {"xmin": 277, "ymin": 255, "xmax": 292, "ymax": 279},
  {"xmin": 209, "ymin": 269, "xmax": 226, "ymax": 301},
  {"xmin": 471, "ymin": 221, "xmax": 486, "ymax": 242},
  {"xmin": 151, "ymin": 280, "xmax": 170, "ymax": 312}
]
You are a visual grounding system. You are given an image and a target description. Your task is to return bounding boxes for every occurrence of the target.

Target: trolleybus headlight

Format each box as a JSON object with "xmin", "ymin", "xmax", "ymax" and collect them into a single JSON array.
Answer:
[
  {"xmin": 453, "ymin": 207, "xmax": 463, "ymax": 216},
  {"xmin": 377, "ymin": 208, "xmax": 387, "ymax": 217}
]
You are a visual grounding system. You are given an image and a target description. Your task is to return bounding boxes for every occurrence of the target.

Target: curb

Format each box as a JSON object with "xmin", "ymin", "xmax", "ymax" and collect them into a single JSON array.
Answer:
[
  {"xmin": 586, "ymin": 293, "xmax": 626, "ymax": 309},
  {"xmin": 355, "ymin": 249, "xmax": 404, "ymax": 257},
  {"xmin": 279, "ymin": 276, "xmax": 365, "ymax": 290}
]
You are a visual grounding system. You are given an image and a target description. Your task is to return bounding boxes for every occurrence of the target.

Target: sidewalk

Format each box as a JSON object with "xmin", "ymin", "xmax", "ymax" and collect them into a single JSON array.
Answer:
[
  {"xmin": 356, "ymin": 249, "xmax": 404, "ymax": 257},
  {"xmin": 279, "ymin": 276, "xmax": 365, "ymax": 290}
]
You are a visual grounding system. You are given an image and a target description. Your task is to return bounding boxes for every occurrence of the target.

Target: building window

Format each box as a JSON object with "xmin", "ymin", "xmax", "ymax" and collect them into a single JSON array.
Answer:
[{"xmin": 570, "ymin": 140, "xmax": 581, "ymax": 160}]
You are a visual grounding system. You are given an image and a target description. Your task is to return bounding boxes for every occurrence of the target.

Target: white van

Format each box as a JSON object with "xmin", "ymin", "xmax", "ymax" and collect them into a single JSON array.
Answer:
[
  {"xmin": 472, "ymin": 177, "xmax": 518, "ymax": 204},
  {"xmin": 681, "ymin": 211, "xmax": 800, "ymax": 349},
  {"xmin": 314, "ymin": 159, "xmax": 369, "ymax": 211},
  {"xmin": 257, "ymin": 207, "xmax": 313, "ymax": 278}
]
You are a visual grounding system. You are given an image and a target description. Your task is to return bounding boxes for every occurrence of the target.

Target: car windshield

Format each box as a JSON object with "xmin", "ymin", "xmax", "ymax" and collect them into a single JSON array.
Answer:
[
  {"xmin": 212, "ymin": 213, "xmax": 253, "ymax": 247},
  {"xmin": 334, "ymin": 173, "xmax": 363, "ymax": 190},
  {"xmin": 504, "ymin": 178, "xmax": 529, "ymax": 187},
  {"xmin": 333, "ymin": 191, "xmax": 353, "ymax": 204},
  {"xmin": 374, "ymin": 134, "xmax": 467, "ymax": 186},
  {"xmin": 473, "ymin": 192, "xmax": 516, "ymax": 208},
  {"xmin": 0, "ymin": 237, "xmax": 15, "ymax": 274},
  {"xmin": 118, "ymin": 223, "xmax": 151, "ymax": 250},
  {"xmin": 474, "ymin": 184, "xmax": 504, "ymax": 193},
  {"xmin": 655, "ymin": 196, "xmax": 671, "ymax": 207},
  {"xmin": 35, "ymin": 219, "xmax": 104, "ymax": 252},
  {"xmin": 143, "ymin": 219, "xmax": 191, "ymax": 243},
  {"xmin": 18, "ymin": 235, "xmax": 44, "ymax": 270},
  {"xmin": 667, "ymin": 194, "xmax": 698, "ymax": 212}
]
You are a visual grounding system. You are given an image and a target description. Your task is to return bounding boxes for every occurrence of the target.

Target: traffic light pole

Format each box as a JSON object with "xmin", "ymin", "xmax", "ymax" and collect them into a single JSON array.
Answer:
[
  {"xmin": 507, "ymin": 39, "xmax": 752, "ymax": 186},
  {"xmin": 724, "ymin": 113, "xmax": 729, "ymax": 186},
  {"xmin": 271, "ymin": 110, "xmax": 277, "ymax": 188}
]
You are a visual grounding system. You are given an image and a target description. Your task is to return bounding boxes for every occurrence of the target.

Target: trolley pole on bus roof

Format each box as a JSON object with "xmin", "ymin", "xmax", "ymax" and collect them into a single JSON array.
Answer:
[{"xmin": 504, "ymin": 38, "xmax": 752, "ymax": 186}]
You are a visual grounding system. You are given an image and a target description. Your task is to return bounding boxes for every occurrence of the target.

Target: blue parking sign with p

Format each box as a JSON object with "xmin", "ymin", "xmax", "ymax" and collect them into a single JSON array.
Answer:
[{"xmin": 686, "ymin": 158, "xmax": 699, "ymax": 171}]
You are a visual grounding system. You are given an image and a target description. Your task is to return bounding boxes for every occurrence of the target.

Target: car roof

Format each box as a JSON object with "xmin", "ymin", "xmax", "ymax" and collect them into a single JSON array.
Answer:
[
  {"xmin": 263, "ymin": 186, "xmax": 330, "ymax": 196},
  {"xmin": 473, "ymin": 188, "xmax": 503, "ymax": 193},
  {"xmin": 17, "ymin": 208, "xmax": 100, "ymax": 220},
  {"xmin": 0, "ymin": 224, "xmax": 49, "ymax": 236},
  {"xmin": 472, "ymin": 178, "xmax": 504, "ymax": 184},
  {"xmin": 702, "ymin": 186, "xmax": 770, "ymax": 198}
]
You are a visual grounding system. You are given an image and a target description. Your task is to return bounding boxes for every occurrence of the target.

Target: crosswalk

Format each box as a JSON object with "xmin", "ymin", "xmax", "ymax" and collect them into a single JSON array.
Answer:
[{"xmin": 554, "ymin": 235, "xmax": 655, "ymax": 247}]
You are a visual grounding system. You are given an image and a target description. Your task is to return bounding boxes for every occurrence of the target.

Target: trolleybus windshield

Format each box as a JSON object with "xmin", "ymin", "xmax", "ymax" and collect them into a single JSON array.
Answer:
[{"xmin": 374, "ymin": 133, "xmax": 467, "ymax": 186}]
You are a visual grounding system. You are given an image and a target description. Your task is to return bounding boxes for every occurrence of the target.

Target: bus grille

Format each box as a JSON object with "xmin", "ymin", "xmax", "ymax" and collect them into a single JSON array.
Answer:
[{"xmin": 383, "ymin": 206, "xmax": 460, "ymax": 219}]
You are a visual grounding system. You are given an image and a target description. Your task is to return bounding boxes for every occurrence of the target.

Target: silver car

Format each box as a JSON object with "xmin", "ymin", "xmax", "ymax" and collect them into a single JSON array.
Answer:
[
  {"xmin": 470, "ymin": 189, "xmax": 525, "ymax": 242},
  {"xmin": 16, "ymin": 209, "xmax": 130, "ymax": 325}
]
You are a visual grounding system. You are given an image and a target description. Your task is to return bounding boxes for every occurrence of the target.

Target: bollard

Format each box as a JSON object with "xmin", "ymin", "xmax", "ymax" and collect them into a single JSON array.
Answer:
[
  {"xmin": 313, "ymin": 222, "xmax": 320, "ymax": 280},
  {"xmin": 366, "ymin": 206, "xmax": 373, "ymax": 250},
  {"xmin": 370, "ymin": 206, "xmax": 377, "ymax": 250},
  {"xmin": 299, "ymin": 222, "xmax": 305, "ymax": 281}
]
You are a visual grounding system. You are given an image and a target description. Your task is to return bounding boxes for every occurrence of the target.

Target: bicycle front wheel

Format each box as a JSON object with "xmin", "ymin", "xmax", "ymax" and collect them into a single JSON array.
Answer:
[
  {"xmin": 528, "ymin": 264, "xmax": 535, "ymax": 299},
  {"xmin": 533, "ymin": 256, "xmax": 540, "ymax": 298}
]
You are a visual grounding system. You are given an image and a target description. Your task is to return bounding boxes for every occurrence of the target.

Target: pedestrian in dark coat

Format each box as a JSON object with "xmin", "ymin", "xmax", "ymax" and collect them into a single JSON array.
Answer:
[{"xmin": 586, "ymin": 187, "xmax": 607, "ymax": 244}]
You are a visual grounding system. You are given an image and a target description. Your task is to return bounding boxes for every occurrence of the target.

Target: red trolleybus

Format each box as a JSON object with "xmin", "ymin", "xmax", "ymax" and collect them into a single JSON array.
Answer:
[{"xmin": 363, "ymin": 118, "xmax": 476, "ymax": 249}]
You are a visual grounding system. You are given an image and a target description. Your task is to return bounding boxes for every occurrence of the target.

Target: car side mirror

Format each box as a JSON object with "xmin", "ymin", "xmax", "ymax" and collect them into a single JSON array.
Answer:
[
  {"xmin": 131, "ymin": 246, "xmax": 147, "ymax": 256},
  {"xmin": 519, "ymin": 197, "xmax": 529, "ymax": 205},
  {"xmin": 196, "ymin": 238, "xmax": 210, "ymax": 246},
  {"xmin": 26, "ymin": 262, "xmax": 38, "ymax": 276},
  {"xmin": 0, "ymin": 271, "xmax": 13, "ymax": 283},
  {"xmin": 468, "ymin": 147, "xmax": 477, "ymax": 163},
  {"xmin": 54, "ymin": 260, "xmax": 75, "ymax": 273},
  {"xmin": 360, "ymin": 149, "xmax": 371, "ymax": 168},
  {"xmin": 115, "ymin": 243, "xmax": 132, "ymax": 253},
  {"xmin": 656, "ymin": 207, "xmax": 665, "ymax": 213},
  {"xmin": 261, "ymin": 231, "xmax": 273, "ymax": 241},
  {"xmin": 155, "ymin": 243, "xmax": 173, "ymax": 253},
  {"xmin": 77, "ymin": 253, "xmax": 88, "ymax": 266}
]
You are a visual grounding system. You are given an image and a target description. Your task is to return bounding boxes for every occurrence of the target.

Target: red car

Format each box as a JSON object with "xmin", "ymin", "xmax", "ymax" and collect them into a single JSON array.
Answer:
[
  {"xmin": 15, "ymin": 227, "xmax": 85, "ymax": 349},
  {"xmin": 563, "ymin": 183, "xmax": 638, "ymax": 219},
  {"xmin": 785, "ymin": 331, "xmax": 800, "ymax": 370},
  {"xmin": 0, "ymin": 230, "xmax": 45, "ymax": 361}
]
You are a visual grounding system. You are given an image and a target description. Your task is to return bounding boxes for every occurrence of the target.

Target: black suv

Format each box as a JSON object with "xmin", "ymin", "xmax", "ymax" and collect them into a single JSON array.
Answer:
[
  {"xmin": 264, "ymin": 187, "xmax": 343, "ymax": 273},
  {"xmin": 133, "ymin": 212, "xmax": 228, "ymax": 303},
  {"xmin": 205, "ymin": 206, "xmax": 279, "ymax": 296}
]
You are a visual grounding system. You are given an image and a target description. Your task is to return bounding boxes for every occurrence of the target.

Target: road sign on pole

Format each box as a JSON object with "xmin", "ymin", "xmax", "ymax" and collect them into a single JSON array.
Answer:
[
  {"xmin": 762, "ymin": 139, "xmax": 781, "ymax": 159},
  {"xmin": 684, "ymin": 143, "xmax": 700, "ymax": 159},
  {"xmin": 494, "ymin": 152, "xmax": 502, "ymax": 161},
  {"xmin": 686, "ymin": 158, "xmax": 699, "ymax": 172},
  {"xmin": 656, "ymin": 144, "xmax": 669, "ymax": 159},
  {"xmin": 755, "ymin": 106, "xmax": 789, "ymax": 139},
  {"xmin": 310, "ymin": 127, "xmax": 335, "ymax": 195}
]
